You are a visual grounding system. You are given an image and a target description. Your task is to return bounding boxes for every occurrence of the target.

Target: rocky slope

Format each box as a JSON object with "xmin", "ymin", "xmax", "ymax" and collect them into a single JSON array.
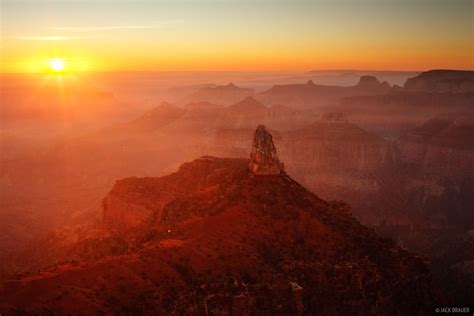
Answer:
[{"xmin": 0, "ymin": 128, "xmax": 442, "ymax": 314}]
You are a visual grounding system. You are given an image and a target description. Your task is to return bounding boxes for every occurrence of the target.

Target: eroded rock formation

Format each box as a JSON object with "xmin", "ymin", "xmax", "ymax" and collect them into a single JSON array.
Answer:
[{"xmin": 249, "ymin": 125, "xmax": 284, "ymax": 175}]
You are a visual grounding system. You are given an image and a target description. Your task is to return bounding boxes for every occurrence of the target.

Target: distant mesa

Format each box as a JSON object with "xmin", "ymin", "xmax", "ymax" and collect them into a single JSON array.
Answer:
[
  {"xmin": 257, "ymin": 75, "xmax": 392, "ymax": 108},
  {"xmin": 183, "ymin": 82, "xmax": 255, "ymax": 106},
  {"xmin": 357, "ymin": 75, "xmax": 391, "ymax": 89},
  {"xmin": 404, "ymin": 70, "xmax": 474, "ymax": 93},
  {"xmin": 357, "ymin": 75, "xmax": 378, "ymax": 87},
  {"xmin": 249, "ymin": 125, "xmax": 284, "ymax": 175}
]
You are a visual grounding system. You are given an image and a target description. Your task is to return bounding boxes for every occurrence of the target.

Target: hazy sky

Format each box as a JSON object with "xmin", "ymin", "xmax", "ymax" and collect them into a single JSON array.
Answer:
[{"xmin": 1, "ymin": 0, "xmax": 472, "ymax": 72}]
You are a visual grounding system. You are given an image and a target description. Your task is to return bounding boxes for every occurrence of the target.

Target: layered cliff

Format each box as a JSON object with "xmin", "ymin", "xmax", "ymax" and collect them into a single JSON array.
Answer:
[{"xmin": 396, "ymin": 117, "xmax": 474, "ymax": 227}]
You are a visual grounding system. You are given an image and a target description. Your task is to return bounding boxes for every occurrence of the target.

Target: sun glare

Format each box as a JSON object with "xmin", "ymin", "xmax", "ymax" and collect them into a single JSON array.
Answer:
[{"xmin": 49, "ymin": 58, "xmax": 65, "ymax": 72}]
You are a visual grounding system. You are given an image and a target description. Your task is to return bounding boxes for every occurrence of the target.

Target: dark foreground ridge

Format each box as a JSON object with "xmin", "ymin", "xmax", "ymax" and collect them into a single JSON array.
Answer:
[{"xmin": 0, "ymin": 127, "xmax": 443, "ymax": 314}]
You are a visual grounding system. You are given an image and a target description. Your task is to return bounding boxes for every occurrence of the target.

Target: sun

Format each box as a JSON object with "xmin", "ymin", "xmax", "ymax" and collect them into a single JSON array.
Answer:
[{"xmin": 48, "ymin": 58, "xmax": 65, "ymax": 72}]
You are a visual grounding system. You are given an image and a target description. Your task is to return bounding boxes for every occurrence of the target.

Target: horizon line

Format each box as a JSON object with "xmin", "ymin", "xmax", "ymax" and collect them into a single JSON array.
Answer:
[{"xmin": 2, "ymin": 68, "xmax": 474, "ymax": 75}]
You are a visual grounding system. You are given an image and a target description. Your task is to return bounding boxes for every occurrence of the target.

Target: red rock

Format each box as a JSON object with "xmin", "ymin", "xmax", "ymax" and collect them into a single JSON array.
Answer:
[{"xmin": 249, "ymin": 125, "xmax": 284, "ymax": 175}]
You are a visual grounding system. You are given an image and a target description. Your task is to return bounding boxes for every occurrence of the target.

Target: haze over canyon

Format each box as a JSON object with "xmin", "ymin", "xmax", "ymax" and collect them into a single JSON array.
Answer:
[
  {"xmin": 1, "ymin": 0, "xmax": 473, "ymax": 314},
  {"xmin": 0, "ymin": 69, "xmax": 473, "ymax": 314}
]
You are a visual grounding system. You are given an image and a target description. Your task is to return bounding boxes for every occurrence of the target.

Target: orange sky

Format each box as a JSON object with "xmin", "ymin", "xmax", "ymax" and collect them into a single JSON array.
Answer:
[{"xmin": 1, "ymin": 0, "xmax": 473, "ymax": 73}]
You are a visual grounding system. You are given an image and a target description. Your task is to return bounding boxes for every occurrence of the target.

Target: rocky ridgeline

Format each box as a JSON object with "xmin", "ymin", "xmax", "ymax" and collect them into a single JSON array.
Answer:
[{"xmin": 249, "ymin": 125, "xmax": 284, "ymax": 175}]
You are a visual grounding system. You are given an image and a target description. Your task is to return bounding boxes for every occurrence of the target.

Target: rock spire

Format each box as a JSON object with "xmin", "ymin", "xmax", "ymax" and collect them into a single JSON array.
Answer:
[{"xmin": 249, "ymin": 125, "xmax": 284, "ymax": 175}]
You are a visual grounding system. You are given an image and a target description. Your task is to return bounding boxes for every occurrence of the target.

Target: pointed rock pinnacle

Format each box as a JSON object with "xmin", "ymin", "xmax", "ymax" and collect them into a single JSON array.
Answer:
[{"xmin": 249, "ymin": 125, "xmax": 284, "ymax": 175}]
